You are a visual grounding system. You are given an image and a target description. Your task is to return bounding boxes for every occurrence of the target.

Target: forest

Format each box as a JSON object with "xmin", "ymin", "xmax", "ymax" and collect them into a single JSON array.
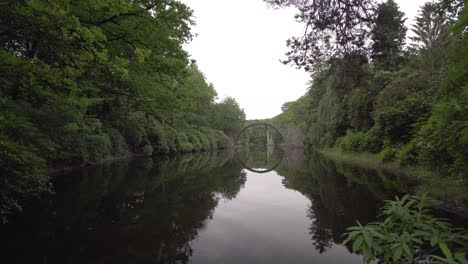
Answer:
[
  {"xmin": 270, "ymin": 0, "xmax": 467, "ymax": 182},
  {"xmin": 1, "ymin": 0, "xmax": 468, "ymax": 262},
  {"xmin": 0, "ymin": 0, "xmax": 245, "ymax": 219}
]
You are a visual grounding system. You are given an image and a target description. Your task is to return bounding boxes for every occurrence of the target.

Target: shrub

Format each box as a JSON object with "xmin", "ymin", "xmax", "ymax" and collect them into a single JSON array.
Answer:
[
  {"xmin": 197, "ymin": 130, "xmax": 211, "ymax": 150},
  {"xmin": 147, "ymin": 121, "xmax": 170, "ymax": 154},
  {"xmin": 396, "ymin": 140, "xmax": 419, "ymax": 165},
  {"xmin": 105, "ymin": 128, "xmax": 129, "ymax": 156},
  {"xmin": 164, "ymin": 125, "xmax": 178, "ymax": 152},
  {"xmin": 379, "ymin": 144, "xmax": 398, "ymax": 162},
  {"xmin": 336, "ymin": 130, "xmax": 368, "ymax": 152},
  {"xmin": 175, "ymin": 131, "xmax": 193, "ymax": 152},
  {"xmin": 0, "ymin": 135, "xmax": 50, "ymax": 222},
  {"xmin": 215, "ymin": 131, "xmax": 229, "ymax": 149},
  {"xmin": 344, "ymin": 194, "xmax": 468, "ymax": 264},
  {"xmin": 188, "ymin": 132, "xmax": 202, "ymax": 151},
  {"xmin": 141, "ymin": 144, "xmax": 153, "ymax": 156},
  {"xmin": 60, "ymin": 121, "xmax": 112, "ymax": 162},
  {"xmin": 120, "ymin": 116, "xmax": 148, "ymax": 150},
  {"xmin": 336, "ymin": 127, "xmax": 382, "ymax": 153},
  {"xmin": 86, "ymin": 133, "xmax": 112, "ymax": 161}
]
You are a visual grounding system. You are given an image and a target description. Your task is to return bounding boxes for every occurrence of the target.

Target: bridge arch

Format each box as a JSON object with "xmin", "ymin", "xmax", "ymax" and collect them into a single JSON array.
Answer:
[{"xmin": 234, "ymin": 123, "xmax": 284, "ymax": 146}]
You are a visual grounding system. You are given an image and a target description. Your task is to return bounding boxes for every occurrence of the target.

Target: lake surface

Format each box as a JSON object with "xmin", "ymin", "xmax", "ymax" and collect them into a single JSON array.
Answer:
[{"xmin": 1, "ymin": 147, "xmax": 413, "ymax": 263}]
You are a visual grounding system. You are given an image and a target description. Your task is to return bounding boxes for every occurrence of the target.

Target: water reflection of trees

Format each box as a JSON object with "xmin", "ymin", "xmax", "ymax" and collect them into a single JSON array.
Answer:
[
  {"xmin": 276, "ymin": 150, "xmax": 408, "ymax": 254},
  {"xmin": 0, "ymin": 151, "xmax": 246, "ymax": 264}
]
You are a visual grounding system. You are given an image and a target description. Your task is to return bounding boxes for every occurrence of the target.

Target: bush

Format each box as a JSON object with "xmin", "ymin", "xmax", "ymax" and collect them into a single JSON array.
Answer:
[
  {"xmin": 344, "ymin": 194, "xmax": 468, "ymax": 264},
  {"xmin": 197, "ymin": 130, "xmax": 211, "ymax": 150},
  {"xmin": 0, "ymin": 135, "xmax": 50, "ymax": 222},
  {"xmin": 215, "ymin": 131, "xmax": 229, "ymax": 149},
  {"xmin": 175, "ymin": 131, "xmax": 193, "ymax": 152},
  {"xmin": 141, "ymin": 144, "xmax": 153, "ymax": 156},
  {"xmin": 105, "ymin": 128, "xmax": 129, "ymax": 156},
  {"xmin": 379, "ymin": 144, "xmax": 398, "ymax": 162},
  {"xmin": 396, "ymin": 140, "xmax": 419, "ymax": 165},
  {"xmin": 60, "ymin": 121, "xmax": 113, "ymax": 162},
  {"xmin": 187, "ymin": 132, "xmax": 202, "ymax": 151},
  {"xmin": 86, "ymin": 133, "xmax": 112, "ymax": 161},
  {"xmin": 164, "ymin": 125, "xmax": 178, "ymax": 152},
  {"xmin": 147, "ymin": 121, "xmax": 170, "ymax": 154},
  {"xmin": 336, "ymin": 130, "xmax": 368, "ymax": 152},
  {"xmin": 336, "ymin": 127, "xmax": 382, "ymax": 153},
  {"xmin": 120, "ymin": 115, "xmax": 148, "ymax": 151}
]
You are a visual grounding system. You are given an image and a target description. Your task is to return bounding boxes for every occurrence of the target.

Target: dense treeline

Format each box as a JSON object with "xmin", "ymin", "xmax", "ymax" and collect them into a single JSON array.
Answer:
[
  {"xmin": 271, "ymin": 0, "xmax": 467, "ymax": 180},
  {"xmin": 0, "ymin": 1, "xmax": 245, "ymax": 219}
]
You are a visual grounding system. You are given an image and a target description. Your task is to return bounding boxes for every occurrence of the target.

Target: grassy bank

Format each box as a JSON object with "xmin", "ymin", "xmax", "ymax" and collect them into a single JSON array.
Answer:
[{"xmin": 322, "ymin": 148, "xmax": 468, "ymax": 210}]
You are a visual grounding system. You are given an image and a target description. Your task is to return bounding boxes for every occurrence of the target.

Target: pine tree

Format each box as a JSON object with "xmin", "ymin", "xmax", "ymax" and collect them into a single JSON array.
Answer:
[
  {"xmin": 410, "ymin": 2, "xmax": 449, "ymax": 51},
  {"xmin": 371, "ymin": 0, "xmax": 407, "ymax": 71}
]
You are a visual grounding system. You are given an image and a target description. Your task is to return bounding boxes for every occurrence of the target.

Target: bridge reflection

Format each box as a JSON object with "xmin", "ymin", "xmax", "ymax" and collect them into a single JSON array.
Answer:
[{"xmin": 235, "ymin": 145, "xmax": 284, "ymax": 173}]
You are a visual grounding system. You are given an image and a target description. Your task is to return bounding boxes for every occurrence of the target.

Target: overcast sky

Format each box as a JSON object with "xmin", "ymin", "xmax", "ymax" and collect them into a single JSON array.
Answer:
[{"xmin": 181, "ymin": 0, "xmax": 428, "ymax": 120}]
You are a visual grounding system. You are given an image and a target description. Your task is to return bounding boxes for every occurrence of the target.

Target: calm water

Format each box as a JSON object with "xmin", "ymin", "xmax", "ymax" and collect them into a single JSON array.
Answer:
[{"xmin": 1, "ymin": 148, "xmax": 412, "ymax": 263}]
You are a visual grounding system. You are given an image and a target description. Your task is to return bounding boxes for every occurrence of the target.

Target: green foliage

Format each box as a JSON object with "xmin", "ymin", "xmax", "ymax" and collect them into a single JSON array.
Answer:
[
  {"xmin": 214, "ymin": 130, "xmax": 229, "ymax": 149},
  {"xmin": 141, "ymin": 144, "xmax": 153, "ymax": 156},
  {"xmin": 0, "ymin": 0, "xmax": 245, "ymax": 220},
  {"xmin": 105, "ymin": 128, "xmax": 129, "ymax": 156},
  {"xmin": 175, "ymin": 131, "xmax": 193, "ymax": 153},
  {"xmin": 0, "ymin": 135, "xmax": 50, "ymax": 222},
  {"xmin": 344, "ymin": 194, "xmax": 468, "ymax": 264},
  {"xmin": 210, "ymin": 97, "xmax": 246, "ymax": 133},
  {"xmin": 272, "ymin": 96, "xmax": 309, "ymax": 129},
  {"xmin": 379, "ymin": 142, "xmax": 400, "ymax": 162},
  {"xmin": 276, "ymin": 0, "xmax": 467, "ymax": 181},
  {"xmin": 371, "ymin": 0, "xmax": 407, "ymax": 70},
  {"xmin": 336, "ymin": 127, "xmax": 382, "ymax": 153}
]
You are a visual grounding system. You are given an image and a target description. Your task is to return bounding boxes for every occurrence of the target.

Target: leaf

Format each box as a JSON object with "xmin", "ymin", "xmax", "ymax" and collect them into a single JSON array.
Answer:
[
  {"xmin": 454, "ymin": 253, "xmax": 468, "ymax": 264},
  {"xmin": 353, "ymin": 236, "xmax": 364, "ymax": 252},
  {"xmin": 393, "ymin": 247, "xmax": 403, "ymax": 262},
  {"xmin": 439, "ymin": 242, "xmax": 454, "ymax": 261},
  {"xmin": 363, "ymin": 232, "xmax": 372, "ymax": 247},
  {"xmin": 402, "ymin": 244, "xmax": 413, "ymax": 260}
]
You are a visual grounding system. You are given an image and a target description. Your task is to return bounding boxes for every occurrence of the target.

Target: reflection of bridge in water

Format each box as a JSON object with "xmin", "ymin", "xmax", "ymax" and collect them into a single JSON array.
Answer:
[
  {"xmin": 233, "ymin": 122, "xmax": 305, "ymax": 173},
  {"xmin": 234, "ymin": 145, "xmax": 284, "ymax": 174}
]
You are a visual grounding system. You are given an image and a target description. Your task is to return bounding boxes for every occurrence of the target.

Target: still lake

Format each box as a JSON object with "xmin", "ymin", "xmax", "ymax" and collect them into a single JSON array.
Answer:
[{"xmin": 1, "ymin": 147, "xmax": 414, "ymax": 263}]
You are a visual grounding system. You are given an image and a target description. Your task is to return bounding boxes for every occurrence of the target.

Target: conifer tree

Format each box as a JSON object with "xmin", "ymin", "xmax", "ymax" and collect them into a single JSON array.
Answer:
[{"xmin": 371, "ymin": 0, "xmax": 407, "ymax": 71}]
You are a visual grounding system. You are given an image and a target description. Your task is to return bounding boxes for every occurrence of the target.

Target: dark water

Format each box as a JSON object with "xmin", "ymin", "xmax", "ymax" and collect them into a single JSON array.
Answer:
[{"xmin": 1, "ymin": 148, "xmax": 414, "ymax": 263}]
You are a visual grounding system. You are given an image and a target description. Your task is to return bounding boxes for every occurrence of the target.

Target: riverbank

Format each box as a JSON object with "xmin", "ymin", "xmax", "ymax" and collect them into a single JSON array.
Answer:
[
  {"xmin": 321, "ymin": 148, "xmax": 468, "ymax": 218},
  {"xmin": 47, "ymin": 153, "xmax": 145, "ymax": 176},
  {"xmin": 47, "ymin": 146, "xmax": 233, "ymax": 177}
]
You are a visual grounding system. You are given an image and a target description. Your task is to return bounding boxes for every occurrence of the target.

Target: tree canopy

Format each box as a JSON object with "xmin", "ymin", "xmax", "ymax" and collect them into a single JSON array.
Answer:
[{"xmin": 0, "ymin": 0, "xmax": 245, "ymax": 221}]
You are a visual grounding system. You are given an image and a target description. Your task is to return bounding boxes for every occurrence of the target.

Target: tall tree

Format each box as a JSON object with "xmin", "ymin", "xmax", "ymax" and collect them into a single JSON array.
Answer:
[
  {"xmin": 410, "ymin": 2, "xmax": 448, "ymax": 51},
  {"xmin": 264, "ymin": 0, "xmax": 376, "ymax": 71},
  {"xmin": 371, "ymin": 0, "xmax": 407, "ymax": 71}
]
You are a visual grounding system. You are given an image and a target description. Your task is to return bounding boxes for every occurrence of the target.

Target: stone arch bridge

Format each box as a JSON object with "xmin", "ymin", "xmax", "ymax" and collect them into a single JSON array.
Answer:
[{"xmin": 230, "ymin": 122, "xmax": 305, "ymax": 148}]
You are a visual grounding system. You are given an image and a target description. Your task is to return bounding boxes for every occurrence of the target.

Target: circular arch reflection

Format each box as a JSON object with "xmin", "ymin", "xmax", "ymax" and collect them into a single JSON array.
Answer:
[{"xmin": 234, "ymin": 146, "xmax": 284, "ymax": 174}]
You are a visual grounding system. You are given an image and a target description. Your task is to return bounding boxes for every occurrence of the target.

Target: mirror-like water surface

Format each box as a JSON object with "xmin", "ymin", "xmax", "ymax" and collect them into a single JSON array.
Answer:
[{"xmin": 1, "ymin": 148, "xmax": 412, "ymax": 263}]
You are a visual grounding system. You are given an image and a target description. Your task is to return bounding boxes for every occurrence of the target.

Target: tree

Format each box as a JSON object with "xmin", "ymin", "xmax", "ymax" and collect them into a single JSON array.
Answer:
[
  {"xmin": 371, "ymin": 0, "xmax": 407, "ymax": 70},
  {"xmin": 0, "ymin": 0, "xmax": 242, "ymax": 220},
  {"xmin": 264, "ymin": 0, "xmax": 376, "ymax": 70},
  {"xmin": 410, "ymin": 2, "xmax": 449, "ymax": 51},
  {"xmin": 210, "ymin": 97, "xmax": 246, "ymax": 133}
]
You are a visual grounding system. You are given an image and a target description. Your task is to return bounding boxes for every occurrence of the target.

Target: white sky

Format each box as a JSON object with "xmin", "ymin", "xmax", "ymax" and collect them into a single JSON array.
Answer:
[{"xmin": 182, "ymin": 0, "xmax": 427, "ymax": 120}]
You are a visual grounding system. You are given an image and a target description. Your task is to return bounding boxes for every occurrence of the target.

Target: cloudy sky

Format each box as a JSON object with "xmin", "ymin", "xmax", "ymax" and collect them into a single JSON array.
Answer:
[{"xmin": 182, "ymin": 0, "xmax": 427, "ymax": 120}]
